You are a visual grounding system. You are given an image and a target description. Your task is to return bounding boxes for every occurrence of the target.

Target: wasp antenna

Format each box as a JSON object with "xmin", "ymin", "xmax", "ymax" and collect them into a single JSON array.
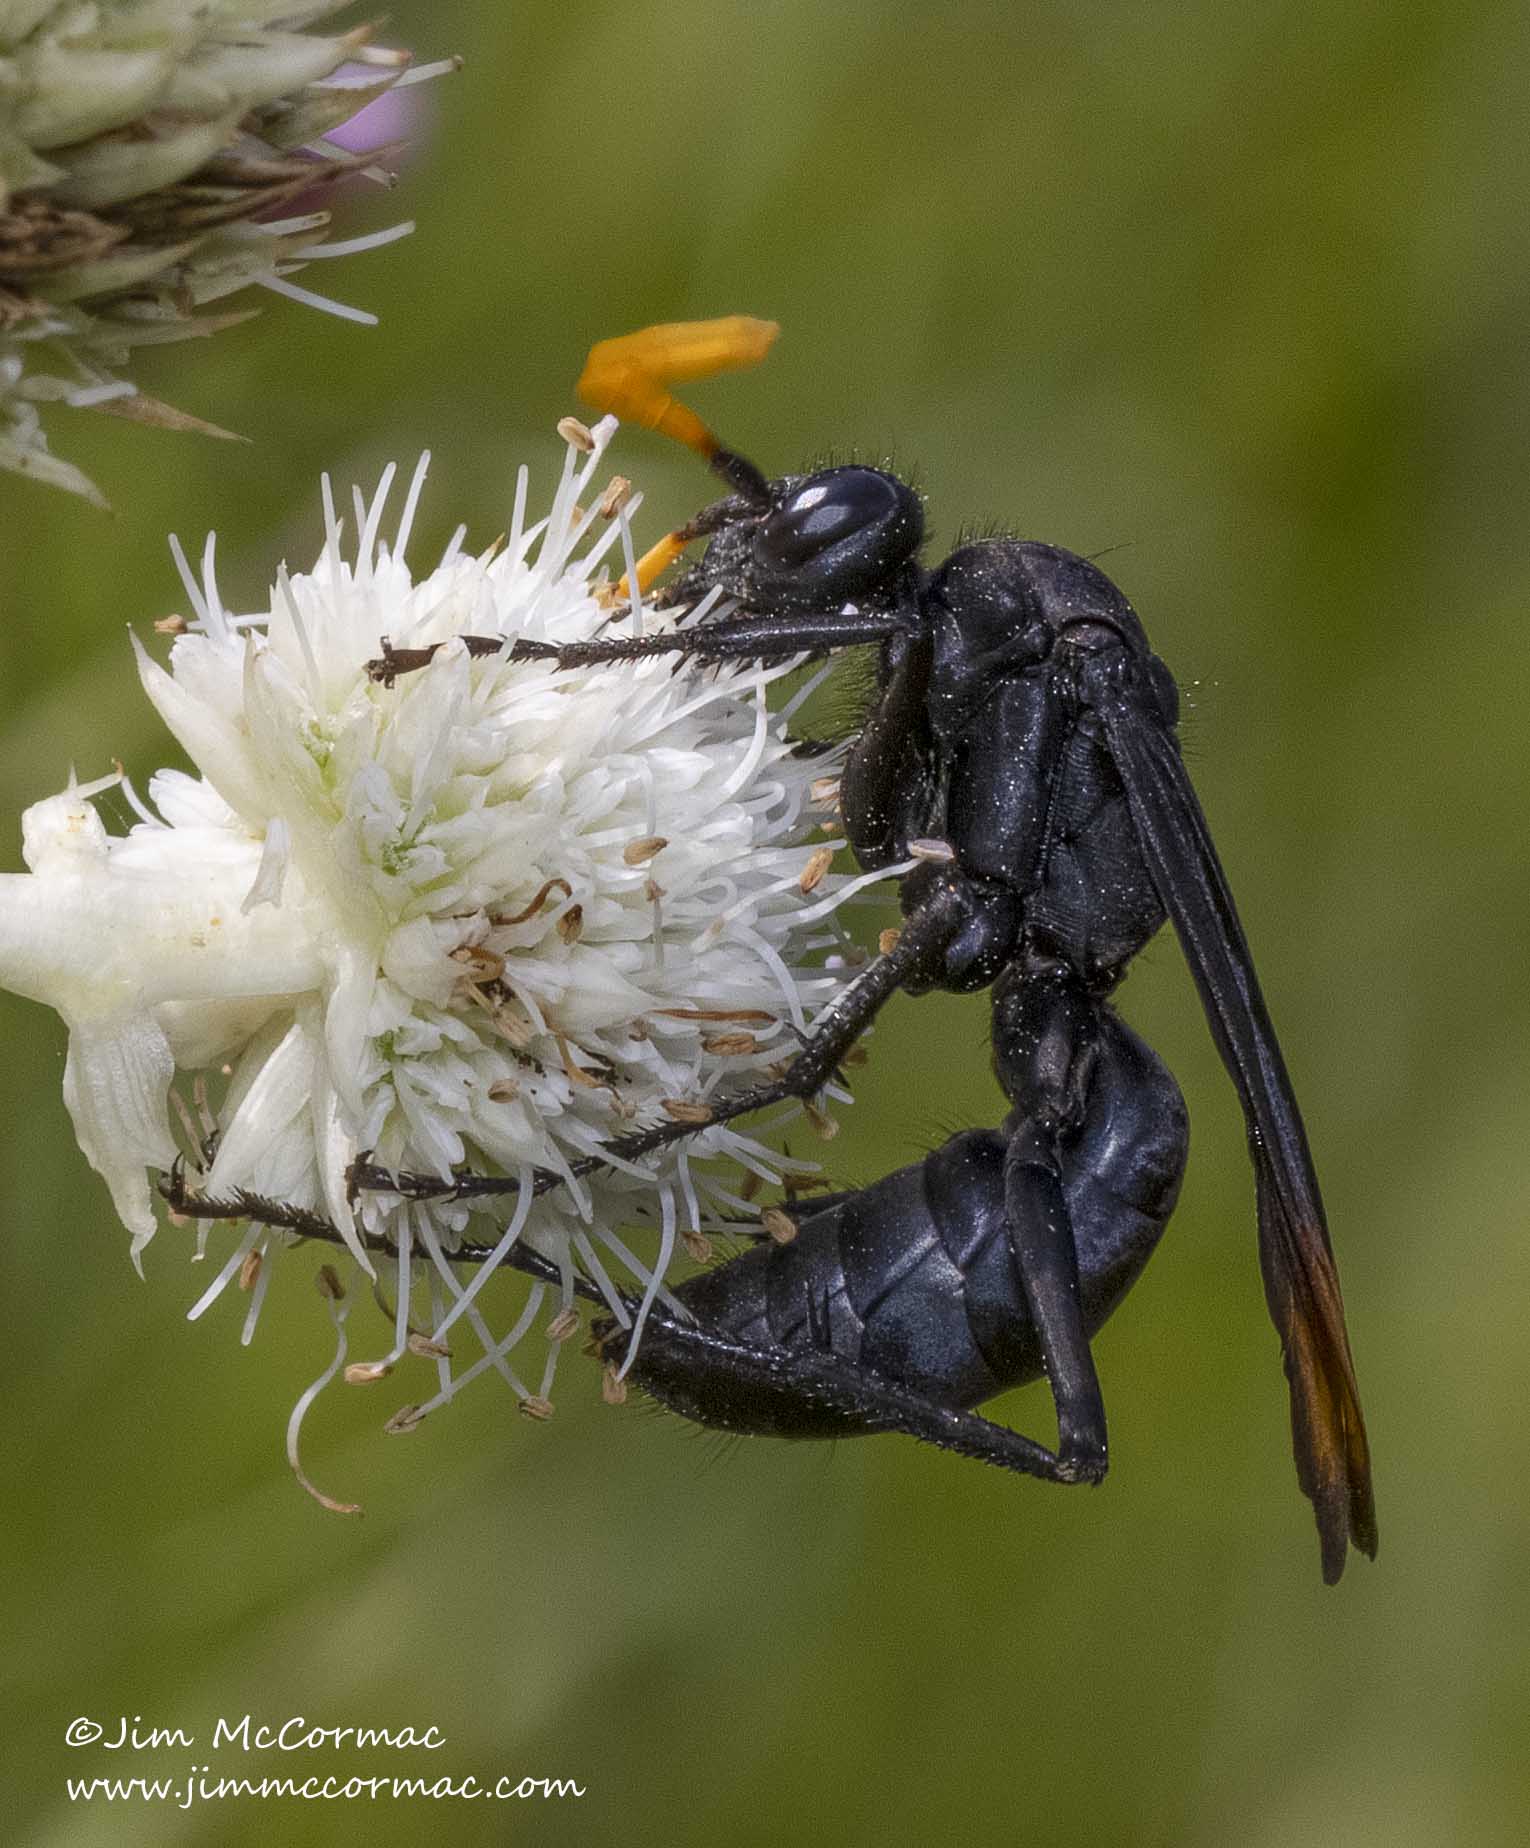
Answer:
[
  {"xmin": 578, "ymin": 316, "xmax": 777, "ymax": 500},
  {"xmin": 708, "ymin": 445, "xmax": 772, "ymax": 502},
  {"xmin": 624, "ymin": 528, "xmax": 696, "ymax": 597}
]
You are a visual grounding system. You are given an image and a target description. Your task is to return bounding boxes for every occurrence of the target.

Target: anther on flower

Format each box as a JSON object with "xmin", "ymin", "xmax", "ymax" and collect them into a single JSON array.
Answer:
[
  {"xmin": 0, "ymin": 6, "xmax": 458, "ymax": 506},
  {"xmin": 0, "ymin": 417, "xmax": 891, "ymax": 1493},
  {"xmin": 761, "ymin": 1207, "xmax": 799, "ymax": 1245}
]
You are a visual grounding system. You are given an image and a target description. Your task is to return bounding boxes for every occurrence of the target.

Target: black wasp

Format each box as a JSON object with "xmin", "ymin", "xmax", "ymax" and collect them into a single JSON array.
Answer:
[{"xmin": 366, "ymin": 318, "xmax": 1376, "ymax": 1583}]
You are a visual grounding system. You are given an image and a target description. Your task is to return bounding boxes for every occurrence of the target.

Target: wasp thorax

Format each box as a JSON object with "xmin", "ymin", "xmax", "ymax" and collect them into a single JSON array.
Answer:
[{"xmin": 928, "ymin": 542, "xmax": 1053, "ymax": 665}]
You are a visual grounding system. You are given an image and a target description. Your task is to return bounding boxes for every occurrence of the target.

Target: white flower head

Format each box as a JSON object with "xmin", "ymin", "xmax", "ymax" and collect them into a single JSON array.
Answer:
[{"xmin": 0, "ymin": 418, "xmax": 889, "ymax": 1486}]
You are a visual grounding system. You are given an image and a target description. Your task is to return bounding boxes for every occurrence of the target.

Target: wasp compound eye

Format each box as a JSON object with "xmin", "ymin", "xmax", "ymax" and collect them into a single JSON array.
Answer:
[{"xmin": 752, "ymin": 466, "xmax": 923, "ymax": 608}]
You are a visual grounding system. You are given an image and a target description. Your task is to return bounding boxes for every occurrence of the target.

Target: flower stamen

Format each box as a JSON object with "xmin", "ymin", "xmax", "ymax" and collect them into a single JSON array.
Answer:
[{"xmin": 287, "ymin": 1267, "xmax": 364, "ymax": 1516}]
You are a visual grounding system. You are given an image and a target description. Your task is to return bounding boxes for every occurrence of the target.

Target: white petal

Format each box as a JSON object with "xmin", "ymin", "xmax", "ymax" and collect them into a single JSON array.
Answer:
[
  {"xmin": 145, "ymin": 770, "xmax": 240, "ymax": 831},
  {"xmin": 132, "ymin": 633, "xmax": 271, "ymax": 828},
  {"xmin": 61, "ymin": 1012, "xmax": 176, "ymax": 1271},
  {"xmin": 205, "ymin": 1019, "xmax": 315, "ymax": 1197},
  {"xmin": 321, "ymin": 941, "xmax": 377, "ymax": 1124},
  {"xmin": 155, "ymin": 995, "xmax": 286, "ymax": 1071},
  {"xmin": 312, "ymin": 1063, "xmax": 374, "ymax": 1278},
  {"xmin": 380, "ymin": 916, "xmax": 458, "ymax": 1007},
  {"xmin": 241, "ymin": 817, "xmax": 291, "ymax": 912}
]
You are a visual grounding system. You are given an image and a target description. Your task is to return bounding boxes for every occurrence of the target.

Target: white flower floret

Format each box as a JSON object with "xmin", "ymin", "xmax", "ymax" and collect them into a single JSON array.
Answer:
[{"xmin": 0, "ymin": 419, "xmax": 888, "ymax": 1462}]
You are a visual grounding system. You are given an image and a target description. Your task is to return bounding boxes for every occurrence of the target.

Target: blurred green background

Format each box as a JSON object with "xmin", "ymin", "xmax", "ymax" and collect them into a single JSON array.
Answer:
[{"xmin": 4, "ymin": 2, "xmax": 1529, "ymax": 1842}]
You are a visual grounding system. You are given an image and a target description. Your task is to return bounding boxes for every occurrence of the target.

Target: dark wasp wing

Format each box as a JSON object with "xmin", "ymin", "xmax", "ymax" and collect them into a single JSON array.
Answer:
[{"xmin": 1095, "ymin": 680, "xmax": 1376, "ymax": 1584}]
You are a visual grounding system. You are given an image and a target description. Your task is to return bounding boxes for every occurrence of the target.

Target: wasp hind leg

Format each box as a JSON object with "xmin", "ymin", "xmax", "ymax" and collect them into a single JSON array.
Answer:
[
  {"xmin": 992, "ymin": 964, "xmax": 1119, "ymax": 1485},
  {"xmin": 613, "ymin": 1311, "xmax": 1080, "ymax": 1485}
]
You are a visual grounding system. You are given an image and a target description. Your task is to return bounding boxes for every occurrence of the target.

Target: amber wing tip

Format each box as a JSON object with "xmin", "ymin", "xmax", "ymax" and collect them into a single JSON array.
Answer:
[{"xmin": 1314, "ymin": 1476, "xmax": 1378, "ymax": 1584}]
